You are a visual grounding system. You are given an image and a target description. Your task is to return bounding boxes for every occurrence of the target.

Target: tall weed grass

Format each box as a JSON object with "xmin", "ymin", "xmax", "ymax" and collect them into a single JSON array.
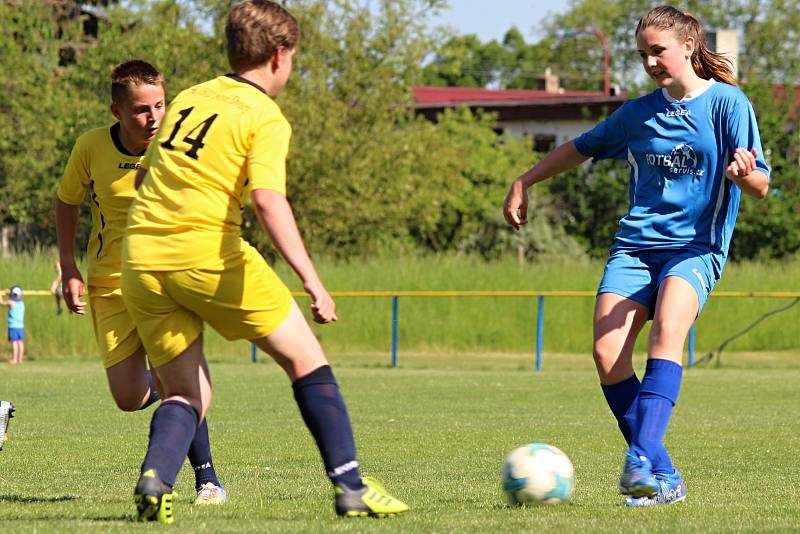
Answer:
[{"xmin": 1, "ymin": 250, "xmax": 798, "ymax": 362}]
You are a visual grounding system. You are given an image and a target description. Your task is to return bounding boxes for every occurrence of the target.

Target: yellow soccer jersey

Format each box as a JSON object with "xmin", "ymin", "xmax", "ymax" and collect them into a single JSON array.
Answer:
[
  {"xmin": 124, "ymin": 75, "xmax": 291, "ymax": 271},
  {"xmin": 57, "ymin": 124, "xmax": 145, "ymax": 287}
]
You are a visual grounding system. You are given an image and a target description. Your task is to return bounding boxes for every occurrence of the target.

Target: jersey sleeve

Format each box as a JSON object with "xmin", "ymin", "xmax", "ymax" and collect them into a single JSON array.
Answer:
[
  {"xmin": 57, "ymin": 136, "xmax": 91, "ymax": 205},
  {"xmin": 725, "ymin": 96, "xmax": 770, "ymax": 178},
  {"xmin": 247, "ymin": 116, "xmax": 291, "ymax": 195},
  {"xmin": 574, "ymin": 102, "xmax": 630, "ymax": 161}
]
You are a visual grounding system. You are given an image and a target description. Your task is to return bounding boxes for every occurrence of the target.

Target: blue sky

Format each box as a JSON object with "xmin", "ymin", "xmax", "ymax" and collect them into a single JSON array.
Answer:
[{"xmin": 430, "ymin": 0, "xmax": 571, "ymax": 42}]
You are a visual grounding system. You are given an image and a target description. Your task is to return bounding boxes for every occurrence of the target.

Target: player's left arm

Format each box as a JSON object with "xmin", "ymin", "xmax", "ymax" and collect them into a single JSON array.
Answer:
[
  {"xmin": 725, "ymin": 97, "xmax": 770, "ymax": 200},
  {"xmin": 250, "ymin": 188, "xmax": 337, "ymax": 324},
  {"xmin": 726, "ymin": 148, "xmax": 769, "ymax": 199}
]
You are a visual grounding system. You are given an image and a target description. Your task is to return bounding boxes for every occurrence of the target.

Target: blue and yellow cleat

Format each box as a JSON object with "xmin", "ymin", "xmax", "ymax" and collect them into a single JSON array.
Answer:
[
  {"xmin": 134, "ymin": 469, "xmax": 175, "ymax": 524},
  {"xmin": 0, "ymin": 401, "xmax": 14, "ymax": 451},
  {"xmin": 625, "ymin": 469, "xmax": 686, "ymax": 506},
  {"xmin": 619, "ymin": 451, "xmax": 659, "ymax": 498},
  {"xmin": 335, "ymin": 476, "xmax": 410, "ymax": 518}
]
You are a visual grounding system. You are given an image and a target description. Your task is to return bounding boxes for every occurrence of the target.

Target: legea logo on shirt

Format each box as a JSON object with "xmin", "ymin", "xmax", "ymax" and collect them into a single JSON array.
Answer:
[
  {"xmin": 666, "ymin": 109, "xmax": 691, "ymax": 117},
  {"xmin": 644, "ymin": 143, "xmax": 704, "ymax": 176}
]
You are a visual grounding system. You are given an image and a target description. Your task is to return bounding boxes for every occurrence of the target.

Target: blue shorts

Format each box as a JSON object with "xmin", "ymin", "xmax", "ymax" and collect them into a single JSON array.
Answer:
[
  {"xmin": 8, "ymin": 328, "xmax": 24, "ymax": 341},
  {"xmin": 598, "ymin": 249, "xmax": 718, "ymax": 317}
]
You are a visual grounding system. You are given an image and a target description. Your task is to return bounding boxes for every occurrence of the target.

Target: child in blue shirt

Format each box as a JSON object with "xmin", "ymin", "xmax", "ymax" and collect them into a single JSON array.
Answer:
[
  {"xmin": 1, "ymin": 286, "xmax": 26, "ymax": 364},
  {"xmin": 503, "ymin": 5, "xmax": 769, "ymax": 506}
]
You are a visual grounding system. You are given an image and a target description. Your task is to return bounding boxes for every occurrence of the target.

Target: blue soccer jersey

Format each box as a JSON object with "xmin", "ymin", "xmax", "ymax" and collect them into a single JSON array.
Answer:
[{"xmin": 574, "ymin": 80, "xmax": 769, "ymax": 267}]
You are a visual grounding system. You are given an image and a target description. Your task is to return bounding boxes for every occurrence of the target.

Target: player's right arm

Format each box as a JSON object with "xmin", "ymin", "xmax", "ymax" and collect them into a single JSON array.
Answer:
[
  {"xmin": 503, "ymin": 140, "xmax": 589, "ymax": 229},
  {"xmin": 251, "ymin": 189, "xmax": 337, "ymax": 324},
  {"xmin": 55, "ymin": 199, "xmax": 86, "ymax": 315},
  {"xmin": 56, "ymin": 136, "xmax": 91, "ymax": 315},
  {"xmin": 505, "ymin": 102, "xmax": 631, "ymax": 228}
]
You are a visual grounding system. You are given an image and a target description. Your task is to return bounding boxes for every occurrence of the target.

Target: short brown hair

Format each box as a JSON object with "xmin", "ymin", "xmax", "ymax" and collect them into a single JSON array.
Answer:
[
  {"xmin": 111, "ymin": 60, "xmax": 165, "ymax": 104},
  {"xmin": 225, "ymin": 0, "xmax": 299, "ymax": 72}
]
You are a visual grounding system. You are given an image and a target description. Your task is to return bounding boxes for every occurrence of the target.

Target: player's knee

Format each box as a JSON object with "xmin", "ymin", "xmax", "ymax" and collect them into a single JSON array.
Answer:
[
  {"xmin": 649, "ymin": 318, "xmax": 688, "ymax": 347},
  {"xmin": 592, "ymin": 339, "xmax": 617, "ymax": 368},
  {"xmin": 113, "ymin": 393, "xmax": 145, "ymax": 412}
]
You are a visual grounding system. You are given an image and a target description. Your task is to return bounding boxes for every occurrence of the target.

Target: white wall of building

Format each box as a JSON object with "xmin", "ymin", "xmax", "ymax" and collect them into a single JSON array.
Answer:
[{"xmin": 499, "ymin": 119, "xmax": 596, "ymax": 143}]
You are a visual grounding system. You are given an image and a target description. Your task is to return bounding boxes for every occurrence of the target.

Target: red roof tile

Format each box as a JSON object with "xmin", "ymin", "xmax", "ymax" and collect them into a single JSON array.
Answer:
[{"xmin": 413, "ymin": 85, "xmax": 605, "ymax": 105}]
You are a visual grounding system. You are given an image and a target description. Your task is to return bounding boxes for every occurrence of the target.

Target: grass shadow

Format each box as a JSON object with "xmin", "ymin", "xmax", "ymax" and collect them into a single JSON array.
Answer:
[{"xmin": 0, "ymin": 494, "xmax": 78, "ymax": 503}]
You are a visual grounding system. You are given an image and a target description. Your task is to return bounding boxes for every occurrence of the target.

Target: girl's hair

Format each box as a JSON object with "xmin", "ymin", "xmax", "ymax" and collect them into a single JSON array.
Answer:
[
  {"xmin": 225, "ymin": 0, "xmax": 299, "ymax": 72},
  {"xmin": 636, "ymin": 5, "xmax": 736, "ymax": 86},
  {"xmin": 111, "ymin": 60, "xmax": 165, "ymax": 104}
]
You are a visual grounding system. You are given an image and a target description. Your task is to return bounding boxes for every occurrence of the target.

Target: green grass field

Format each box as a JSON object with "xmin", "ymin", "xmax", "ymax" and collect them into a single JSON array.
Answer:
[{"xmin": 2, "ymin": 354, "xmax": 799, "ymax": 532}]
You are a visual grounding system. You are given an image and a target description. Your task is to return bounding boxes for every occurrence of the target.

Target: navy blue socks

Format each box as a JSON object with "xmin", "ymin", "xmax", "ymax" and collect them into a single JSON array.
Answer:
[
  {"xmin": 187, "ymin": 418, "xmax": 221, "ymax": 489},
  {"xmin": 292, "ymin": 365, "xmax": 362, "ymax": 490},
  {"xmin": 141, "ymin": 400, "xmax": 199, "ymax": 487},
  {"xmin": 139, "ymin": 370, "xmax": 219, "ymax": 488},
  {"xmin": 631, "ymin": 358, "xmax": 683, "ymax": 475},
  {"xmin": 600, "ymin": 374, "xmax": 640, "ymax": 445}
]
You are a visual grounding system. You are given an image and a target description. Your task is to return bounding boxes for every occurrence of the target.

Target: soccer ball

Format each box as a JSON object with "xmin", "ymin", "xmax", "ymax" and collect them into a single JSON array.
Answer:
[{"xmin": 502, "ymin": 443, "xmax": 575, "ymax": 505}]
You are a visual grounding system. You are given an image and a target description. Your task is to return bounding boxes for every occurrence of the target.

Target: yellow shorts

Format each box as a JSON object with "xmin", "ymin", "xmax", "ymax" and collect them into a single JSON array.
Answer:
[
  {"xmin": 89, "ymin": 286, "xmax": 142, "ymax": 368},
  {"xmin": 120, "ymin": 244, "xmax": 292, "ymax": 368}
]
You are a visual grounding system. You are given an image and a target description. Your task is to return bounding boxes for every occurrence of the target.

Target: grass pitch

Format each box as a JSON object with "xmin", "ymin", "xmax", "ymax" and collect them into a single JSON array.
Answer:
[{"xmin": 1, "ymin": 354, "xmax": 799, "ymax": 532}]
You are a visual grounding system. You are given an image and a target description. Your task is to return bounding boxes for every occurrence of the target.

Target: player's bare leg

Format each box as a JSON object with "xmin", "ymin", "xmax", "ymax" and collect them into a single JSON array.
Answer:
[
  {"xmin": 106, "ymin": 347, "xmax": 152, "ymax": 411},
  {"xmin": 593, "ymin": 293, "xmax": 649, "ymax": 385},
  {"xmin": 648, "ymin": 277, "xmax": 698, "ymax": 364}
]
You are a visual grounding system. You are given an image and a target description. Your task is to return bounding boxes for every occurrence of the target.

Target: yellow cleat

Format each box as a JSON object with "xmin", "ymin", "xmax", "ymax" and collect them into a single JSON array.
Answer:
[
  {"xmin": 134, "ymin": 469, "xmax": 175, "ymax": 524},
  {"xmin": 335, "ymin": 476, "xmax": 410, "ymax": 518}
]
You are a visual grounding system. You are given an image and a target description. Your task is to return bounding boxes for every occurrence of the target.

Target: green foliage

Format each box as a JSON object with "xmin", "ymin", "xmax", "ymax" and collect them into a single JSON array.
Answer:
[
  {"xmin": 3, "ymin": 0, "xmax": 798, "ymax": 261},
  {"xmin": 421, "ymin": 26, "xmax": 560, "ymax": 90},
  {"xmin": 732, "ymin": 81, "xmax": 800, "ymax": 259},
  {"xmin": 0, "ymin": 3, "xmax": 75, "ymax": 229},
  {"xmin": 4, "ymin": 0, "xmax": 563, "ymax": 259},
  {"xmin": 263, "ymin": 0, "xmax": 449, "ymax": 256},
  {"xmin": 422, "ymin": 0, "xmax": 800, "ymax": 260},
  {"xmin": 544, "ymin": 159, "xmax": 628, "ymax": 257}
]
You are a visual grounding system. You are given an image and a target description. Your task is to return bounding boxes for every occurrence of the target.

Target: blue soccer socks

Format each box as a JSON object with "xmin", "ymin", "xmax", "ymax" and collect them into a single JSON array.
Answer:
[
  {"xmin": 292, "ymin": 365, "xmax": 363, "ymax": 491},
  {"xmin": 631, "ymin": 358, "xmax": 683, "ymax": 475},
  {"xmin": 138, "ymin": 371, "xmax": 219, "ymax": 489},
  {"xmin": 141, "ymin": 400, "xmax": 199, "ymax": 487},
  {"xmin": 601, "ymin": 374, "xmax": 640, "ymax": 445}
]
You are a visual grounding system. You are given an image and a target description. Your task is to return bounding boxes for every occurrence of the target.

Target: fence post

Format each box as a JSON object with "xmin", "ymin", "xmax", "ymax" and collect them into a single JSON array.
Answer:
[
  {"xmin": 535, "ymin": 295, "xmax": 544, "ymax": 372},
  {"xmin": 391, "ymin": 295, "xmax": 399, "ymax": 368},
  {"xmin": 687, "ymin": 324, "xmax": 695, "ymax": 368},
  {"xmin": 251, "ymin": 342, "xmax": 257, "ymax": 363}
]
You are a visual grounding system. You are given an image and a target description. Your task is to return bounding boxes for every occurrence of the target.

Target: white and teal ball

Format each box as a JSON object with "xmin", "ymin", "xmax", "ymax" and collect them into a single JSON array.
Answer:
[{"xmin": 502, "ymin": 443, "xmax": 575, "ymax": 505}]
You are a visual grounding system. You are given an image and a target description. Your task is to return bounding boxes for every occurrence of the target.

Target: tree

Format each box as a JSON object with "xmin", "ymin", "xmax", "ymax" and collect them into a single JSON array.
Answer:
[{"xmin": 0, "ymin": 2, "xmax": 75, "ymax": 241}]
